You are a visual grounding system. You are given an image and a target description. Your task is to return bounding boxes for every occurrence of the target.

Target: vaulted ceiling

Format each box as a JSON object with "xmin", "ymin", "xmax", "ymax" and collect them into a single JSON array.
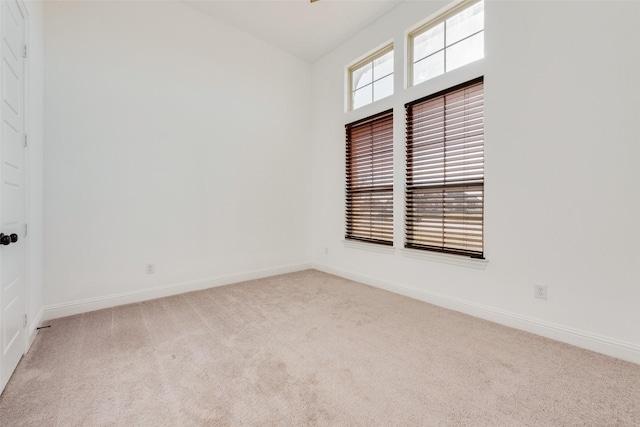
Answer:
[{"xmin": 183, "ymin": 0, "xmax": 403, "ymax": 62}]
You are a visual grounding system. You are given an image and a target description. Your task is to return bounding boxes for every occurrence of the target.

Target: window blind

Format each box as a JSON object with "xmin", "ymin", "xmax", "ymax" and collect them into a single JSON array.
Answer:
[
  {"xmin": 405, "ymin": 77, "xmax": 484, "ymax": 258},
  {"xmin": 346, "ymin": 109, "xmax": 394, "ymax": 245}
]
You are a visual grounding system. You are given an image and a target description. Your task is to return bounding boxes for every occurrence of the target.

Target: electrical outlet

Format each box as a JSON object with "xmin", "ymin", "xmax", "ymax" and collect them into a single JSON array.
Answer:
[
  {"xmin": 325, "ymin": 247, "xmax": 329, "ymax": 255},
  {"xmin": 534, "ymin": 284, "xmax": 547, "ymax": 299},
  {"xmin": 145, "ymin": 263, "xmax": 155, "ymax": 274}
]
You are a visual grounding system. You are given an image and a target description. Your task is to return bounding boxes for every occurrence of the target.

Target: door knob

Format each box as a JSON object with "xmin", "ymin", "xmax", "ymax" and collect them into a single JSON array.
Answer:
[{"xmin": 0, "ymin": 233, "xmax": 17, "ymax": 245}]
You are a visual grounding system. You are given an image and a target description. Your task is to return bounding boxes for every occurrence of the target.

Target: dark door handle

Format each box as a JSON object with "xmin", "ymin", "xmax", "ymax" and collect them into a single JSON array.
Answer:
[{"xmin": 0, "ymin": 233, "xmax": 18, "ymax": 245}]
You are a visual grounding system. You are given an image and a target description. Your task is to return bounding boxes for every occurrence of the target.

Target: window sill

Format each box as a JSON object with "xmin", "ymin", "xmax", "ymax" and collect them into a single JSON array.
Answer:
[
  {"xmin": 401, "ymin": 248, "xmax": 488, "ymax": 270},
  {"xmin": 343, "ymin": 239, "xmax": 396, "ymax": 255}
]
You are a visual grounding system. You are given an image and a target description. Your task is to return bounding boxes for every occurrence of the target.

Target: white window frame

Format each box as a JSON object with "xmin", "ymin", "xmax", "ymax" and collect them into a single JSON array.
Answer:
[
  {"xmin": 348, "ymin": 44, "xmax": 394, "ymax": 111},
  {"xmin": 408, "ymin": 0, "xmax": 484, "ymax": 87}
]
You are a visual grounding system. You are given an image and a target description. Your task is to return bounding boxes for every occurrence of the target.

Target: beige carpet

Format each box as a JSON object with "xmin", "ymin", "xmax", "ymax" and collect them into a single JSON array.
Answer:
[{"xmin": 1, "ymin": 270, "xmax": 638, "ymax": 426}]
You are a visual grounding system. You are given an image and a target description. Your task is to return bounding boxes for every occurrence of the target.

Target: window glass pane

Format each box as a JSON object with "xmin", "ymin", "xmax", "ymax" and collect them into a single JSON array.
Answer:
[
  {"xmin": 413, "ymin": 23, "xmax": 444, "ymax": 61},
  {"xmin": 446, "ymin": 1, "xmax": 484, "ymax": 46},
  {"xmin": 413, "ymin": 51, "xmax": 444, "ymax": 85},
  {"xmin": 353, "ymin": 85, "xmax": 372, "ymax": 109},
  {"xmin": 373, "ymin": 74, "xmax": 393, "ymax": 102},
  {"xmin": 352, "ymin": 63, "xmax": 372, "ymax": 90},
  {"xmin": 446, "ymin": 32, "xmax": 484, "ymax": 72},
  {"xmin": 373, "ymin": 51, "xmax": 393, "ymax": 80}
]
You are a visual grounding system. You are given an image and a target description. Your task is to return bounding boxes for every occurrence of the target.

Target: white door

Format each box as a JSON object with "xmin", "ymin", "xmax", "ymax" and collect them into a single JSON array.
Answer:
[{"xmin": 0, "ymin": 0, "xmax": 26, "ymax": 393}]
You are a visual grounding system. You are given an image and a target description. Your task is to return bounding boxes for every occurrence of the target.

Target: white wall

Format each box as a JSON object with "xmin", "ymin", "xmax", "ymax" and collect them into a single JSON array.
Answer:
[
  {"xmin": 41, "ymin": 0, "xmax": 640, "ymax": 363},
  {"xmin": 43, "ymin": 1, "xmax": 312, "ymax": 315},
  {"xmin": 25, "ymin": 0, "xmax": 45, "ymax": 344},
  {"xmin": 311, "ymin": 1, "xmax": 640, "ymax": 363}
]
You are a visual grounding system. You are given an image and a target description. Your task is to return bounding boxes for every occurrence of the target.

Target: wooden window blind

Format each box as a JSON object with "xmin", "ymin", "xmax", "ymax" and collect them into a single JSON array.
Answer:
[
  {"xmin": 345, "ymin": 109, "xmax": 394, "ymax": 246},
  {"xmin": 405, "ymin": 77, "xmax": 484, "ymax": 258}
]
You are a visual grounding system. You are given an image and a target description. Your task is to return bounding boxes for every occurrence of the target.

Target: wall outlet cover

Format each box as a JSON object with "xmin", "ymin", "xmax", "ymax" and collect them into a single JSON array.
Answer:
[
  {"xmin": 535, "ymin": 284, "xmax": 547, "ymax": 299},
  {"xmin": 145, "ymin": 263, "xmax": 155, "ymax": 274}
]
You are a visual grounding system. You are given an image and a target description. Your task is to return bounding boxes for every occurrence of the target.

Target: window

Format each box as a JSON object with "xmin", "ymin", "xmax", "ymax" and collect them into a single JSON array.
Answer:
[
  {"xmin": 349, "ymin": 45, "xmax": 394, "ymax": 110},
  {"xmin": 345, "ymin": 110, "xmax": 394, "ymax": 245},
  {"xmin": 410, "ymin": 0, "xmax": 484, "ymax": 86},
  {"xmin": 405, "ymin": 77, "xmax": 484, "ymax": 258}
]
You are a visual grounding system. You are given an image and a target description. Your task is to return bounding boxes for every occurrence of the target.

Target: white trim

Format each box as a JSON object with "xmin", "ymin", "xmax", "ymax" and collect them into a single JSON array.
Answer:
[
  {"xmin": 345, "ymin": 38, "xmax": 394, "ymax": 113},
  {"xmin": 20, "ymin": 0, "xmax": 32, "ymax": 359},
  {"xmin": 407, "ymin": 0, "xmax": 481, "ymax": 37},
  {"xmin": 408, "ymin": 0, "xmax": 484, "ymax": 88},
  {"xmin": 311, "ymin": 263, "xmax": 640, "ymax": 365},
  {"xmin": 401, "ymin": 248, "xmax": 488, "ymax": 269},
  {"xmin": 405, "ymin": 0, "xmax": 469, "ymax": 37},
  {"xmin": 42, "ymin": 263, "xmax": 312, "ymax": 321},
  {"xmin": 27, "ymin": 307, "xmax": 42, "ymax": 348},
  {"xmin": 343, "ymin": 239, "xmax": 396, "ymax": 255},
  {"xmin": 17, "ymin": 0, "xmax": 28, "ymax": 17}
]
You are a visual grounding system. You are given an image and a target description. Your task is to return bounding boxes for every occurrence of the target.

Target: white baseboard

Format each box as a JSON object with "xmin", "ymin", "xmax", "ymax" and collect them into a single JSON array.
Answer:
[
  {"xmin": 312, "ymin": 263, "xmax": 640, "ymax": 365},
  {"xmin": 42, "ymin": 263, "xmax": 312, "ymax": 321}
]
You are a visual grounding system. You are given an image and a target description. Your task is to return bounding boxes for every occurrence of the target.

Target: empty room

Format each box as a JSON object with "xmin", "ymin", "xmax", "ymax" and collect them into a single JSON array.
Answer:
[{"xmin": 0, "ymin": 0, "xmax": 638, "ymax": 424}]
